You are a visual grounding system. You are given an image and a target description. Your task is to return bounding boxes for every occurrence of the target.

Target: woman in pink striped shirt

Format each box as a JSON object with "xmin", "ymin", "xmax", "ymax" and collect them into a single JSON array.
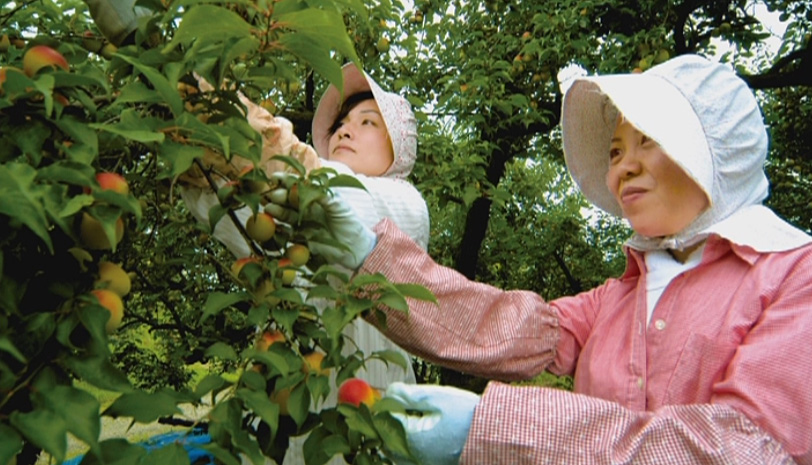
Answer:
[{"xmin": 272, "ymin": 54, "xmax": 812, "ymax": 464}]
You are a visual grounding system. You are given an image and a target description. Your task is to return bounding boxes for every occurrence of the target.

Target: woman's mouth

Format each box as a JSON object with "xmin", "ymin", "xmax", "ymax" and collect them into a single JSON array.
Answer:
[{"xmin": 620, "ymin": 186, "xmax": 647, "ymax": 204}]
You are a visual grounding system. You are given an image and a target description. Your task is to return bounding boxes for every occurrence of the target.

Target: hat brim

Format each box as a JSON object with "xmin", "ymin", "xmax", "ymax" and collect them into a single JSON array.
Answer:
[
  {"xmin": 562, "ymin": 73, "xmax": 712, "ymax": 217},
  {"xmin": 312, "ymin": 63, "xmax": 392, "ymax": 160}
]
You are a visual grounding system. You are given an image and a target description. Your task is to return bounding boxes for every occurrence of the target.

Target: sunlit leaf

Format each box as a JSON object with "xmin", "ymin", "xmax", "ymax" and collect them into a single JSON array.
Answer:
[
  {"xmin": 10, "ymin": 409, "xmax": 67, "ymax": 462},
  {"xmin": 105, "ymin": 391, "xmax": 182, "ymax": 423}
]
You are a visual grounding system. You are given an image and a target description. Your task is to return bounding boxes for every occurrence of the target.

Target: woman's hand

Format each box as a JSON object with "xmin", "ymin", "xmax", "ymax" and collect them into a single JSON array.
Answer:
[
  {"xmin": 264, "ymin": 173, "xmax": 377, "ymax": 270},
  {"xmin": 385, "ymin": 382, "xmax": 480, "ymax": 465}
]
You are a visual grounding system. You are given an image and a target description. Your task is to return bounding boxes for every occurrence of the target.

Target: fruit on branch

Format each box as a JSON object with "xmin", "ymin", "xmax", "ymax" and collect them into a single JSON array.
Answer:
[
  {"xmin": 79, "ymin": 212, "xmax": 124, "ymax": 250},
  {"xmin": 287, "ymin": 184, "xmax": 300, "ymax": 209},
  {"xmin": 269, "ymin": 387, "xmax": 292, "ymax": 416},
  {"xmin": 246, "ymin": 212, "xmax": 276, "ymax": 242},
  {"xmin": 81, "ymin": 30, "xmax": 103, "ymax": 53},
  {"xmin": 376, "ymin": 37, "xmax": 390, "ymax": 53},
  {"xmin": 253, "ymin": 279, "xmax": 280, "ymax": 305},
  {"xmin": 238, "ymin": 166, "xmax": 268, "ymax": 194},
  {"xmin": 95, "ymin": 172, "xmax": 129, "ymax": 194},
  {"xmin": 95, "ymin": 261, "xmax": 131, "ymax": 297},
  {"xmin": 217, "ymin": 181, "xmax": 241, "ymax": 208},
  {"xmin": 100, "ymin": 43, "xmax": 117, "ymax": 60},
  {"xmin": 255, "ymin": 330, "xmax": 285, "ymax": 351},
  {"xmin": 22, "ymin": 45, "xmax": 68, "ymax": 77},
  {"xmin": 231, "ymin": 256, "xmax": 262, "ymax": 278},
  {"xmin": 90, "ymin": 289, "xmax": 124, "ymax": 333},
  {"xmin": 0, "ymin": 66, "xmax": 23, "ymax": 95},
  {"xmin": 0, "ymin": 34, "xmax": 10, "ymax": 52},
  {"xmin": 285, "ymin": 244, "xmax": 310, "ymax": 267},
  {"xmin": 337, "ymin": 378, "xmax": 381, "ymax": 407},
  {"xmin": 302, "ymin": 351, "xmax": 329, "ymax": 375},
  {"xmin": 277, "ymin": 258, "xmax": 297, "ymax": 286}
]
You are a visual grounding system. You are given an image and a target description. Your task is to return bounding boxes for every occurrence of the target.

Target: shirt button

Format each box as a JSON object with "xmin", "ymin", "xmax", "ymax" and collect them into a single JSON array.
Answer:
[
  {"xmin": 637, "ymin": 377, "xmax": 644, "ymax": 389},
  {"xmin": 654, "ymin": 319, "xmax": 666, "ymax": 330}
]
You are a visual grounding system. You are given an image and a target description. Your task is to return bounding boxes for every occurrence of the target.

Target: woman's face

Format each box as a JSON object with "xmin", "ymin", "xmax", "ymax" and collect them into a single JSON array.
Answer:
[
  {"xmin": 327, "ymin": 99, "xmax": 394, "ymax": 176},
  {"xmin": 605, "ymin": 119, "xmax": 709, "ymax": 237}
]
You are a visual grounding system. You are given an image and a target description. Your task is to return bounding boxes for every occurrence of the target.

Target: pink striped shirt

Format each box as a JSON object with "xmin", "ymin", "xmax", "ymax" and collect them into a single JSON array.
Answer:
[{"xmin": 361, "ymin": 218, "xmax": 812, "ymax": 464}]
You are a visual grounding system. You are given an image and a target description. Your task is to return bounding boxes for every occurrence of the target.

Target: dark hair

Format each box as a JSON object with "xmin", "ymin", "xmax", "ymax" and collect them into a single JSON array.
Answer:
[{"xmin": 328, "ymin": 91, "xmax": 375, "ymax": 135}]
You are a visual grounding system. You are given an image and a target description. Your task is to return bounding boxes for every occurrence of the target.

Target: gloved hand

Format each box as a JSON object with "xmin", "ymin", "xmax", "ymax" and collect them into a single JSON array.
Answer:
[
  {"xmin": 264, "ymin": 173, "xmax": 377, "ymax": 270},
  {"xmin": 385, "ymin": 382, "xmax": 480, "ymax": 465},
  {"xmin": 83, "ymin": 0, "xmax": 144, "ymax": 46}
]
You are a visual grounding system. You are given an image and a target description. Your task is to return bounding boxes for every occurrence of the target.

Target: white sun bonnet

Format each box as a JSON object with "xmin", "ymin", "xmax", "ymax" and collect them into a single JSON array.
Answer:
[
  {"xmin": 312, "ymin": 63, "xmax": 418, "ymax": 181},
  {"xmin": 561, "ymin": 54, "xmax": 810, "ymax": 252}
]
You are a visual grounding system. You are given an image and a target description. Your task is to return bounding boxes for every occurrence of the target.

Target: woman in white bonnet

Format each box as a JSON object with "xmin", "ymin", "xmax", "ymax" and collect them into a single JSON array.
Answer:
[{"xmin": 283, "ymin": 54, "xmax": 812, "ymax": 464}]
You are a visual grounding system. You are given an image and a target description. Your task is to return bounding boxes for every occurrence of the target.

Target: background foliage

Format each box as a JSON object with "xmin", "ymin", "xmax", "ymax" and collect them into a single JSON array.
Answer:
[{"xmin": 1, "ymin": 0, "xmax": 810, "ymax": 464}]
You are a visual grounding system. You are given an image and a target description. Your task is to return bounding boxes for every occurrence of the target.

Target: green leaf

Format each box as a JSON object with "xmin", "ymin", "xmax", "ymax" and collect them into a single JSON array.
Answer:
[
  {"xmin": 0, "ymin": 336, "xmax": 25, "ymax": 363},
  {"xmin": 65, "ymin": 356, "xmax": 134, "ymax": 393},
  {"xmin": 373, "ymin": 413, "xmax": 412, "ymax": 458},
  {"xmin": 159, "ymin": 142, "xmax": 205, "ymax": 180},
  {"xmin": 144, "ymin": 442, "xmax": 191, "ymax": 465},
  {"xmin": 369, "ymin": 349, "xmax": 408, "ymax": 371},
  {"xmin": 0, "ymin": 163, "xmax": 53, "ymax": 252},
  {"xmin": 198, "ymin": 444, "xmax": 241, "ymax": 465},
  {"xmin": 55, "ymin": 116, "xmax": 100, "ymax": 164},
  {"xmin": 236, "ymin": 388, "xmax": 279, "ymax": 432},
  {"xmin": 205, "ymin": 342, "xmax": 239, "ymax": 361},
  {"xmin": 276, "ymin": 9, "xmax": 360, "ymax": 84},
  {"xmin": 302, "ymin": 426, "xmax": 333, "ymax": 465},
  {"xmin": 10, "ymin": 409, "xmax": 67, "ymax": 462},
  {"xmin": 338, "ymin": 405, "xmax": 379, "ymax": 439},
  {"xmin": 376, "ymin": 291, "xmax": 409, "ymax": 313},
  {"xmin": 250, "ymin": 349, "xmax": 290, "ymax": 375},
  {"xmin": 194, "ymin": 374, "xmax": 229, "ymax": 398},
  {"xmin": 164, "ymin": 4, "xmax": 253, "ymax": 52},
  {"xmin": 394, "ymin": 283, "xmax": 438, "ymax": 304},
  {"xmin": 320, "ymin": 434, "xmax": 351, "ymax": 457},
  {"xmin": 288, "ymin": 381, "xmax": 311, "ymax": 427},
  {"xmin": 271, "ymin": 304, "xmax": 300, "ymax": 333},
  {"xmin": 89, "ymin": 122, "xmax": 166, "ymax": 143},
  {"xmin": 35, "ymin": 161, "xmax": 95, "ymax": 188},
  {"xmin": 201, "ymin": 291, "xmax": 249, "ymax": 322},
  {"xmin": 78, "ymin": 438, "xmax": 147, "ymax": 465},
  {"xmin": 105, "ymin": 391, "xmax": 181, "ymax": 423},
  {"xmin": 0, "ymin": 424, "xmax": 23, "ymax": 465},
  {"xmin": 115, "ymin": 80, "xmax": 165, "ymax": 105},
  {"xmin": 41, "ymin": 386, "xmax": 102, "ymax": 456},
  {"xmin": 306, "ymin": 284, "xmax": 340, "ymax": 300},
  {"xmin": 327, "ymin": 174, "xmax": 368, "ymax": 190},
  {"xmin": 115, "ymin": 54, "xmax": 184, "ymax": 117}
]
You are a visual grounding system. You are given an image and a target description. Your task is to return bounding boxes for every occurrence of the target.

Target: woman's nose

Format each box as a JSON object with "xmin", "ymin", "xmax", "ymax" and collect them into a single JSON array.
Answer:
[
  {"xmin": 337, "ymin": 124, "xmax": 352, "ymax": 139},
  {"xmin": 617, "ymin": 149, "xmax": 642, "ymax": 178}
]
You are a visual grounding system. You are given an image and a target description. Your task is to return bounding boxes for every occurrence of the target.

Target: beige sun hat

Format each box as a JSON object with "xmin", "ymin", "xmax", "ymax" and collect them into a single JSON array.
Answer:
[
  {"xmin": 312, "ymin": 63, "xmax": 417, "ymax": 180},
  {"xmin": 562, "ymin": 54, "xmax": 811, "ymax": 252}
]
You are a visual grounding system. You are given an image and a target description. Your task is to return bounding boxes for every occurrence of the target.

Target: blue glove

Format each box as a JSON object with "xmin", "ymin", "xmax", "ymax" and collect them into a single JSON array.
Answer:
[{"xmin": 386, "ymin": 382, "xmax": 480, "ymax": 465}]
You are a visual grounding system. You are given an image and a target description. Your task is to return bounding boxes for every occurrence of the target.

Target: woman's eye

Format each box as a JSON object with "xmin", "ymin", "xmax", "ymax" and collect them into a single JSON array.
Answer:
[
  {"xmin": 641, "ymin": 135, "xmax": 654, "ymax": 145},
  {"xmin": 609, "ymin": 147, "xmax": 621, "ymax": 161}
]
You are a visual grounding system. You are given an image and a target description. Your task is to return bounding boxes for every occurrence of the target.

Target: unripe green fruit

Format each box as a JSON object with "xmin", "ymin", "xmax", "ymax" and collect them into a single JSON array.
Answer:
[
  {"xmin": 285, "ymin": 244, "xmax": 310, "ymax": 267},
  {"xmin": 245, "ymin": 212, "xmax": 276, "ymax": 242},
  {"xmin": 95, "ymin": 261, "xmax": 131, "ymax": 297},
  {"xmin": 79, "ymin": 213, "xmax": 124, "ymax": 250},
  {"xmin": 277, "ymin": 258, "xmax": 297, "ymax": 285},
  {"xmin": 376, "ymin": 37, "xmax": 390, "ymax": 53}
]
